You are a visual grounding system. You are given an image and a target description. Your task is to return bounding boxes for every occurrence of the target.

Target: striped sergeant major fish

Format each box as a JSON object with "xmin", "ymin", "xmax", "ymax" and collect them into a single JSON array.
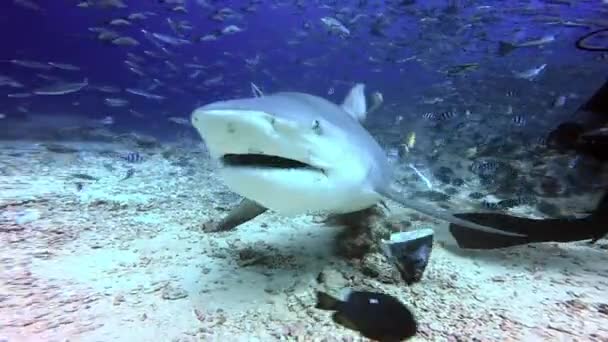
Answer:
[
  {"xmin": 422, "ymin": 111, "xmax": 456, "ymax": 122},
  {"xmin": 122, "ymin": 152, "xmax": 143, "ymax": 163}
]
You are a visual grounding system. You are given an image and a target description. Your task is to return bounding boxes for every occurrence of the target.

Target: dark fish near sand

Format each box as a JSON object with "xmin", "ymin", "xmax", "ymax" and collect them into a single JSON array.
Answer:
[
  {"xmin": 71, "ymin": 173, "xmax": 99, "ymax": 181},
  {"xmin": 315, "ymin": 290, "xmax": 417, "ymax": 342}
]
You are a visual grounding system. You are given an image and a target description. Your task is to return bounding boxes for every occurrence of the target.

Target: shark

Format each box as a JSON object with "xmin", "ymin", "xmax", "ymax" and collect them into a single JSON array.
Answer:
[{"xmin": 190, "ymin": 84, "xmax": 523, "ymax": 237}]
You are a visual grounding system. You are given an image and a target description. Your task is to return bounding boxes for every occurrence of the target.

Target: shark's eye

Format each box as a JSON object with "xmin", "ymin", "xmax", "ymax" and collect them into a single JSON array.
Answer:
[{"xmin": 312, "ymin": 119, "xmax": 322, "ymax": 134}]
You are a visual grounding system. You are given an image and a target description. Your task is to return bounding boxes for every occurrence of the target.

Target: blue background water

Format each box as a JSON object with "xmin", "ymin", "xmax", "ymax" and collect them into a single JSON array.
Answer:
[{"xmin": 1, "ymin": 0, "xmax": 606, "ymax": 137}]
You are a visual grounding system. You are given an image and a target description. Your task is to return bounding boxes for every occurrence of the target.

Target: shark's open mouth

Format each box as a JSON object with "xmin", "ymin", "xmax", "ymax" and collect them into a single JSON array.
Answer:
[{"xmin": 221, "ymin": 153, "xmax": 324, "ymax": 173}]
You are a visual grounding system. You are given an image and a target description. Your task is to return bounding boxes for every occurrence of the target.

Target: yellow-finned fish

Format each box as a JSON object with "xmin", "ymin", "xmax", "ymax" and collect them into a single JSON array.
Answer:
[{"xmin": 402, "ymin": 132, "xmax": 416, "ymax": 154}]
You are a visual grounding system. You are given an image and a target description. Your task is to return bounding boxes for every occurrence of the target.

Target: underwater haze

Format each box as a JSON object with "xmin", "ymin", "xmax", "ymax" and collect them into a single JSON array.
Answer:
[{"xmin": 1, "ymin": 0, "xmax": 608, "ymax": 341}]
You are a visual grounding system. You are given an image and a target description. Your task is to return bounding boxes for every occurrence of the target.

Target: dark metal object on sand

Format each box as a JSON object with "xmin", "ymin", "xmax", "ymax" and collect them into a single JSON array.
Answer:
[{"xmin": 381, "ymin": 229, "xmax": 434, "ymax": 285}]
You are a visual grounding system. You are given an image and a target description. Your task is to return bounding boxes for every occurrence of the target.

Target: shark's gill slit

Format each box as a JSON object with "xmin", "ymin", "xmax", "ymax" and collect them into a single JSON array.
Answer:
[{"xmin": 221, "ymin": 153, "xmax": 324, "ymax": 172}]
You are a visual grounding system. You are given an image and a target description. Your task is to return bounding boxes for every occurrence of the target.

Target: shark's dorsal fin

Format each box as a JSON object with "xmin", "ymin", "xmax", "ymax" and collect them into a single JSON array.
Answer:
[{"xmin": 341, "ymin": 83, "xmax": 367, "ymax": 122}]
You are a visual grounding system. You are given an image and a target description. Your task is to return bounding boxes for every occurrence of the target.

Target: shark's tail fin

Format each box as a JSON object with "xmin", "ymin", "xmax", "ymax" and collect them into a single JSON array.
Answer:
[
  {"xmin": 380, "ymin": 189, "xmax": 525, "ymax": 237},
  {"xmin": 341, "ymin": 83, "xmax": 367, "ymax": 122}
]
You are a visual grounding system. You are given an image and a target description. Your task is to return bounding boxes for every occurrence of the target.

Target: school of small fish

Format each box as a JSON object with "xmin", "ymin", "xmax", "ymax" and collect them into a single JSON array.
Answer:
[{"xmin": 2, "ymin": 0, "xmax": 606, "ymax": 130}]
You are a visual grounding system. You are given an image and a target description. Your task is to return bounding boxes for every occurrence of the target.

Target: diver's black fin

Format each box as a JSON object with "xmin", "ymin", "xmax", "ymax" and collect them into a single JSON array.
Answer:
[
  {"xmin": 315, "ymin": 291, "xmax": 341, "ymax": 311},
  {"xmin": 498, "ymin": 41, "xmax": 517, "ymax": 56},
  {"xmin": 448, "ymin": 212, "xmax": 604, "ymax": 249},
  {"xmin": 452, "ymin": 191, "xmax": 608, "ymax": 249},
  {"xmin": 449, "ymin": 213, "xmax": 534, "ymax": 249}
]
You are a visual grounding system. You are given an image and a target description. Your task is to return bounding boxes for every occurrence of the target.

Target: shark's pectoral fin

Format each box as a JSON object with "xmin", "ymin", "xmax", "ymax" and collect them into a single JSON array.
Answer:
[
  {"xmin": 379, "ymin": 188, "xmax": 526, "ymax": 237},
  {"xmin": 202, "ymin": 198, "xmax": 267, "ymax": 232},
  {"xmin": 341, "ymin": 83, "xmax": 367, "ymax": 122}
]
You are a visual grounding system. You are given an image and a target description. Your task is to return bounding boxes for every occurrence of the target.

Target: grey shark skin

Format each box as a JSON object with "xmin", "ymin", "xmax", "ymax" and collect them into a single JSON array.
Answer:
[{"xmin": 191, "ymin": 84, "xmax": 522, "ymax": 236}]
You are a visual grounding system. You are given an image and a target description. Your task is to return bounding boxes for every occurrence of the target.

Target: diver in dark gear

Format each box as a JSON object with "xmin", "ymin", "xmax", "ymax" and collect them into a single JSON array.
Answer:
[{"xmin": 450, "ymin": 77, "xmax": 608, "ymax": 249}]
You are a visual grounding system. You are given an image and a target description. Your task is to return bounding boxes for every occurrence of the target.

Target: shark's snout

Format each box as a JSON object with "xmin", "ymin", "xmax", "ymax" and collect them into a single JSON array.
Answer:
[
  {"xmin": 191, "ymin": 107, "xmax": 321, "ymax": 172},
  {"xmin": 191, "ymin": 104, "xmax": 346, "ymax": 214}
]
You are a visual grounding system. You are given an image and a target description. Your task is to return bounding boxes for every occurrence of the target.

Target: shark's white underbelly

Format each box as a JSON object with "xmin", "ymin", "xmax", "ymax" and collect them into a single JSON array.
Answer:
[{"xmin": 220, "ymin": 167, "xmax": 382, "ymax": 215}]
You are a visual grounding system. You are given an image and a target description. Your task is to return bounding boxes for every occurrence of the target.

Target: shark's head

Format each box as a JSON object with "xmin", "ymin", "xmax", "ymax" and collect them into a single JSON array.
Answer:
[{"xmin": 191, "ymin": 85, "xmax": 391, "ymax": 215}]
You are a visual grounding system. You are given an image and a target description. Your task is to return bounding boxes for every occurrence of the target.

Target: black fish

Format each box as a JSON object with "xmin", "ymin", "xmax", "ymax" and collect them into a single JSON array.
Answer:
[
  {"xmin": 71, "ymin": 173, "xmax": 99, "ymax": 181},
  {"xmin": 315, "ymin": 290, "xmax": 417, "ymax": 342}
]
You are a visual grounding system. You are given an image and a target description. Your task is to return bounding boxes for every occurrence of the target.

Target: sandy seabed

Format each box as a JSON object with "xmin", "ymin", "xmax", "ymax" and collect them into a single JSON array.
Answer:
[{"xmin": 1, "ymin": 140, "xmax": 607, "ymax": 342}]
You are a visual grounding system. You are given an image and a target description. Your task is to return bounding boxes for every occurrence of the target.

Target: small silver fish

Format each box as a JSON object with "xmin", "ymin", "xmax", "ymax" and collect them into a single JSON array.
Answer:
[
  {"xmin": 104, "ymin": 97, "xmax": 129, "ymax": 107},
  {"xmin": 321, "ymin": 17, "xmax": 350, "ymax": 37},
  {"xmin": 151, "ymin": 32, "xmax": 191, "ymax": 45},
  {"xmin": 48, "ymin": 62, "xmax": 80, "ymax": 71},
  {"xmin": 33, "ymin": 78, "xmax": 88, "ymax": 95},
  {"xmin": 221, "ymin": 25, "xmax": 243, "ymax": 35},
  {"xmin": 125, "ymin": 88, "xmax": 165, "ymax": 100},
  {"xmin": 111, "ymin": 36, "xmax": 140, "ymax": 46},
  {"xmin": 514, "ymin": 64, "xmax": 547, "ymax": 80},
  {"xmin": 552, "ymin": 95, "xmax": 567, "ymax": 108}
]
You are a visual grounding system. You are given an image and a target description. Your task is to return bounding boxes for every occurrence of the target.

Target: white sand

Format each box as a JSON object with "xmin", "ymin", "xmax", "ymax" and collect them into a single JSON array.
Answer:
[{"xmin": 1, "ymin": 141, "xmax": 607, "ymax": 341}]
